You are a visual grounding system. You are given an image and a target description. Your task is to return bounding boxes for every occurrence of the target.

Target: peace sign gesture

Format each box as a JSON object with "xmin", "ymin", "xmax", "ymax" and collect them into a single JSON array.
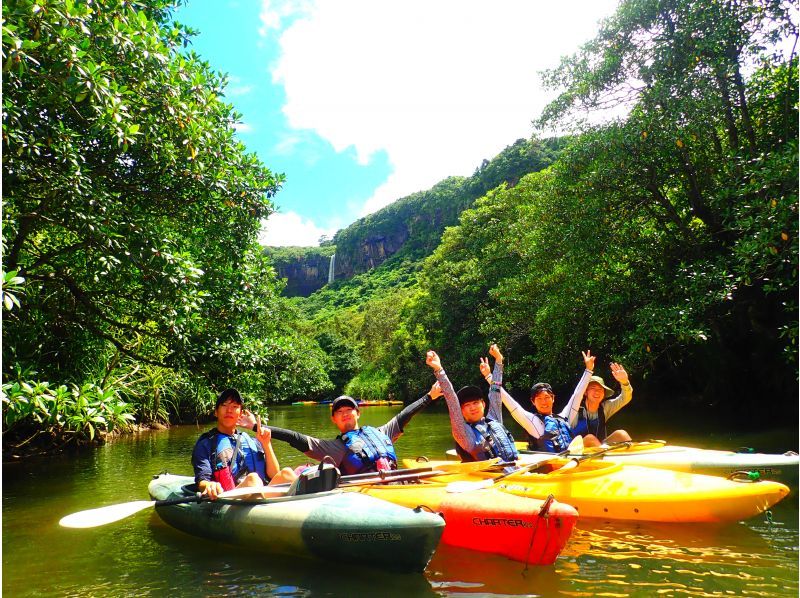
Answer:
[{"xmin": 582, "ymin": 350, "xmax": 595, "ymax": 372}]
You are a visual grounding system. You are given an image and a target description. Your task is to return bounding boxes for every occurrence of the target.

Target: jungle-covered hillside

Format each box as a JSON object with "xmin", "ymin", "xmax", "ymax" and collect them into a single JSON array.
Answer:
[{"xmin": 2, "ymin": 0, "xmax": 796, "ymax": 455}]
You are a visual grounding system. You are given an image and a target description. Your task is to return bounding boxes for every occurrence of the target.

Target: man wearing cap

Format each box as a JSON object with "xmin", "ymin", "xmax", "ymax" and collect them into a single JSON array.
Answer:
[
  {"xmin": 425, "ymin": 345, "xmax": 519, "ymax": 463},
  {"xmin": 497, "ymin": 349, "xmax": 596, "ymax": 453},
  {"xmin": 191, "ymin": 388, "xmax": 296, "ymax": 499},
  {"xmin": 573, "ymin": 363, "xmax": 633, "ymax": 446},
  {"xmin": 260, "ymin": 383, "xmax": 442, "ymax": 475}
]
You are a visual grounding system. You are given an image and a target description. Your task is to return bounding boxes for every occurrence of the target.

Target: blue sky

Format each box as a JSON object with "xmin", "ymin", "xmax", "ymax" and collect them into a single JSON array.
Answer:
[{"xmin": 175, "ymin": 1, "xmax": 620, "ymax": 246}]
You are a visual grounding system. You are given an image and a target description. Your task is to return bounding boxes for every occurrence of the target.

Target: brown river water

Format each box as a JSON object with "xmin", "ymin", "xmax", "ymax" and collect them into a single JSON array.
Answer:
[{"xmin": 3, "ymin": 404, "xmax": 798, "ymax": 597}]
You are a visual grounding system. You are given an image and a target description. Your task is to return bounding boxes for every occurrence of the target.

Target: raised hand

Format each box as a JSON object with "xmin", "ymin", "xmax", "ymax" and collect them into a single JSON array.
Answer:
[
  {"xmin": 489, "ymin": 344, "xmax": 503, "ymax": 364},
  {"xmin": 479, "ymin": 357, "xmax": 491, "ymax": 378},
  {"xmin": 237, "ymin": 408, "xmax": 257, "ymax": 429},
  {"xmin": 426, "ymin": 350, "xmax": 442, "ymax": 372},
  {"xmin": 429, "ymin": 381, "xmax": 443, "ymax": 400},
  {"xmin": 254, "ymin": 415, "xmax": 272, "ymax": 446},
  {"xmin": 582, "ymin": 349, "xmax": 595, "ymax": 372},
  {"xmin": 610, "ymin": 362, "xmax": 629, "ymax": 385}
]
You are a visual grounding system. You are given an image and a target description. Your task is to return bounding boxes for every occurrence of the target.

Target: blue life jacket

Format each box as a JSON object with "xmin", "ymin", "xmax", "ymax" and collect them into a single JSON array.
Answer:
[
  {"xmin": 527, "ymin": 413, "xmax": 573, "ymax": 453},
  {"xmin": 339, "ymin": 426, "xmax": 398, "ymax": 475},
  {"xmin": 202, "ymin": 429, "xmax": 267, "ymax": 484},
  {"xmin": 455, "ymin": 418, "xmax": 519, "ymax": 462},
  {"xmin": 573, "ymin": 405, "xmax": 606, "ymax": 439}
]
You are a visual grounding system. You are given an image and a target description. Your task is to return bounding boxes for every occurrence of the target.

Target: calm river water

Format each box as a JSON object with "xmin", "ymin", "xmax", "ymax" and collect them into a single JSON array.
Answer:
[{"xmin": 3, "ymin": 404, "xmax": 798, "ymax": 597}]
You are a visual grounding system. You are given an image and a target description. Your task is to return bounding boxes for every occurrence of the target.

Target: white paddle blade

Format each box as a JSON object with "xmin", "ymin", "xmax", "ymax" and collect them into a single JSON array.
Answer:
[
  {"xmin": 551, "ymin": 459, "xmax": 580, "ymax": 474},
  {"xmin": 59, "ymin": 500, "xmax": 156, "ymax": 528},
  {"xmin": 446, "ymin": 478, "xmax": 493, "ymax": 494},
  {"xmin": 567, "ymin": 435, "xmax": 584, "ymax": 454}
]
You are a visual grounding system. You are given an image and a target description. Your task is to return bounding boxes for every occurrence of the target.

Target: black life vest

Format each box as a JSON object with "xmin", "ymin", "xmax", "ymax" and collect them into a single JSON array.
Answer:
[
  {"xmin": 527, "ymin": 413, "xmax": 573, "ymax": 453},
  {"xmin": 455, "ymin": 418, "xmax": 519, "ymax": 462},
  {"xmin": 339, "ymin": 426, "xmax": 398, "ymax": 475},
  {"xmin": 573, "ymin": 405, "xmax": 607, "ymax": 439}
]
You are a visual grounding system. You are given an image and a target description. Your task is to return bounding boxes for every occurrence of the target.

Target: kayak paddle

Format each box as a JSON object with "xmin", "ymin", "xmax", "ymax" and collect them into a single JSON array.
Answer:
[
  {"xmin": 58, "ymin": 485, "xmax": 271, "ymax": 529},
  {"xmin": 446, "ymin": 436, "xmax": 585, "ymax": 493}
]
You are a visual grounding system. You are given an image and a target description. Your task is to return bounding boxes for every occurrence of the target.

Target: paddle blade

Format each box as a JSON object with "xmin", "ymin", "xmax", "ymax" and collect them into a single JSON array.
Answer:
[
  {"xmin": 552, "ymin": 459, "xmax": 580, "ymax": 474},
  {"xmin": 567, "ymin": 435, "xmax": 584, "ymax": 454},
  {"xmin": 446, "ymin": 478, "xmax": 493, "ymax": 494},
  {"xmin": 59, "ymin": 500, "xmax": 156, "ymax": 529}
]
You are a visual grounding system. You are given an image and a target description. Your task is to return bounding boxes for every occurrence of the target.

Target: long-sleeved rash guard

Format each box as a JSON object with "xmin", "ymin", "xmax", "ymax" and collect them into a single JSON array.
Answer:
[
  {"xmin": 436, "ymin": 360, "xmax": 510, "ymax": 460},
  {"xmin": 500, "ymin": 365, "xmax": 593, "ymax": 439},
  {"xmin": 267, "ymin": 392, "xmax": 434, "ymax": 469}
]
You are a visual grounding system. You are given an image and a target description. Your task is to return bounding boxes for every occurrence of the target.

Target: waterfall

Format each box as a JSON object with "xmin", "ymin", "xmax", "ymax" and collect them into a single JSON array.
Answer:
[{"xmin": 328, "ymin": 253, "xmax": 336, "ymax": 284}]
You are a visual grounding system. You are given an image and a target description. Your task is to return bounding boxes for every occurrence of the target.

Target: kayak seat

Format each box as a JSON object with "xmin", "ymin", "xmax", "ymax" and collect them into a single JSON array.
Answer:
[{"xmin": 288, "ymin": 461, "xmax": 341, "ymax": 496}]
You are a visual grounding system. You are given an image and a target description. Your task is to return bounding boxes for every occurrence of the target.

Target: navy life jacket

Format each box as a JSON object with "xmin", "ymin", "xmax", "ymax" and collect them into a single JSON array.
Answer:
[
  {"xmin": 456, "ymin": 418, "xmax": 519, "ymax": 462},
  {"xmin": 573, "ymin": 405, "xmax": 607, "ymax": 439},
  {"xmin": 200, "ymin": 428, "xmax": 267, "ymax": 484},
  {"xmin": 527, "ymin": 413, "xmax": 574, "ymax": 453},
  {"xmin": 339, "ymin": 426, "xmax": 398, "ymax": 475}
]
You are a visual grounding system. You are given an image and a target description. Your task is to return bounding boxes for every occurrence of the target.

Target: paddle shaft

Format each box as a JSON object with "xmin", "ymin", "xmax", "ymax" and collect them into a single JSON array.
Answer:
[
  {"xmin": 492, "ymin": 446, "xmax": 575, "ymax": 483},
  {"xmin": 339, "ymin": 470, "xmax": 445, "ymax": 486}
]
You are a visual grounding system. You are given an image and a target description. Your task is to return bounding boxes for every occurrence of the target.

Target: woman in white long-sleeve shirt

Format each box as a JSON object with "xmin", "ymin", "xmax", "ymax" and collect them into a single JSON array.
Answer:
[{"xmin": 494, "ymin": 349, "xmax": 595, "ymax": 453}]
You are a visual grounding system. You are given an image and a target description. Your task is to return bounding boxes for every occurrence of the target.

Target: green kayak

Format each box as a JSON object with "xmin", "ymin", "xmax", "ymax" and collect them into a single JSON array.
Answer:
[{"xmin": 148, "ymin": 474, "xmax": 445, "ymax": 573}]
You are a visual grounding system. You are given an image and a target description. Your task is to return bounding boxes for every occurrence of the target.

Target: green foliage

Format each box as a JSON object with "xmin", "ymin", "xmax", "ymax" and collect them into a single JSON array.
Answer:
[
  {"xmin": 315, "ymin": 331, "xmax": 362, "ymax": 396},
  {"xmin": 410, "ymin": 0, "xmax": 798, "ymax": 409},
  {"xmin": 344, "ymin": 366, "xmax": 391, "ymax": 401},
  {"xmin": 328, "ymin": 137, "xmax": 565, "ymax": 279},
  {"xmin": 2, "ymin": 0, "xmax": 334, "ymax": 451},
  {"xmin": 264, "ymin": 245, "xmax": 335, "ymax": 263},
  {"xmin": 2, "ymin": 372, "xmax": 136, "ymax": 453},
  {"xmin": 2, "ymin": 268, "xmax": 25, "ymax": 311},
  {"xmin": 3, "ymin": 0, "xmax": 281, "ymax": 375}
]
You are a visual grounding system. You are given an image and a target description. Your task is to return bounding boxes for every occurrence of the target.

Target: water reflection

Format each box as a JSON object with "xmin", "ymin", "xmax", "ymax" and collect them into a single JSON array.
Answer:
[{"xmin": 3, "ymin": 408, "xmax": 798, "ymax": 597}]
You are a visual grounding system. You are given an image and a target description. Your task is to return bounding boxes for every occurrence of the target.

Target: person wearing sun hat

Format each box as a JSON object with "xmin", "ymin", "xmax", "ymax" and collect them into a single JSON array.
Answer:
[{"xmin": 573, "ymin": 363, "xmax": 633, "ymax": 446}]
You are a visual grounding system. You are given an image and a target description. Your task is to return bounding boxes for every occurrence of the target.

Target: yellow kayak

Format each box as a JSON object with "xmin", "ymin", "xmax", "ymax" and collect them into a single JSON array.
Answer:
[
  {"xmin": 402, "ymin": 458, "xmax": 789, "ymax": 523},
  {"xmin": 514, "ymin": 441, "xmax": 799, "ymax": 481}
]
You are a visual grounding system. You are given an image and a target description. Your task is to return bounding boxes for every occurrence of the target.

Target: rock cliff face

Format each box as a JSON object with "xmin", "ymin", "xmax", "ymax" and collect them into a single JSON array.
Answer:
[
  {"xmin": 266, "ymin": 138, "xmax": 565, "ymax": 297},
  {"xmin": 333, "ymin": 229, "xmax": 410, "ymax": 279},
  {"xmin": 269, "ymin": 252, "xmax": 333, "ymax": 297}
]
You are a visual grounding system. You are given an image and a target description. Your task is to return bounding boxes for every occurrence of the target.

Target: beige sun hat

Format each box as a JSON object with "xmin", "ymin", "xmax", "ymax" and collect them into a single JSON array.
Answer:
[{"xmin": 587, "ymin": 375, "xmax": 614, "ymax": 399}]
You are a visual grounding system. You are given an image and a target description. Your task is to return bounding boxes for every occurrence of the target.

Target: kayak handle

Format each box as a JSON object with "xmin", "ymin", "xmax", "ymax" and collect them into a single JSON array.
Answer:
[{"xmin": 727, "ymin": 470, "xmax": 760, "ymax": 482}]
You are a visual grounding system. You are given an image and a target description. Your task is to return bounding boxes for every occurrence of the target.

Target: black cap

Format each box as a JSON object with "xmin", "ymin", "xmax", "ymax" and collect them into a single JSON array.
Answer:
[
  {"xmin": 456, "ymin": 385, "xmax": 484, "ymax": 406},
  {"xmin": 331, "ymin": 395, "xmax": 359, "ymax": 413},
  {"xmin": 530, "ymin": 382, "xmax": 554, "ymax": 399},
  {"xmin": 216, "ymin": 388, "xmax": 243, "ymax": 409}
]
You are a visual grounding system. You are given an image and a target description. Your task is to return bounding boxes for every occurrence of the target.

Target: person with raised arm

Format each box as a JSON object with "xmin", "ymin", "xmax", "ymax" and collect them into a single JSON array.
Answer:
[
  {"xmin": 496, "ymin": 349, "xmax": 596, "ymax": 453},
  {"xmin": 191, "ymin": 388, "xmax": 297, "ymax": 500},
  {"xmin": 573, "ymin": 362, "xmax": 633, "ymax": 446},
  {"xmin": 258, "ymin": 382, "xmax": 443, "ymax": 475},
  {"xmin": 426, "ymin": 345, "xmax": 519, "ymax": 463}
]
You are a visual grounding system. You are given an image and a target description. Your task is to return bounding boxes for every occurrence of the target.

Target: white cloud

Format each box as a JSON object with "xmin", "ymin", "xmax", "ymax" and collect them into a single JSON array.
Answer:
[
  {"xmin": 265, "ymin": 0, "xmax": 620, "ymax": 216},
  {"xmin": 226, "ymin": 84, "xmax": 254, "ymax": 97},
  {"xmin": 233, "ymin": 122, "xmax": 253, "ymax": 133},
  {"xmin": 259, "ymin": 210, "xmax": 337, "ymax": 246}
]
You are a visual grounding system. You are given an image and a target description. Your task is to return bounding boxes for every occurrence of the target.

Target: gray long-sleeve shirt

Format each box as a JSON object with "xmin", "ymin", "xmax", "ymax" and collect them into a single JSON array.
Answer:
[
  {"xmin": 436, "ymin": 360, "xmax": 505, "ymax": 460},
  {"xmin": 267, "ymin": 392, "xmax": 434, "ymax": 467}
]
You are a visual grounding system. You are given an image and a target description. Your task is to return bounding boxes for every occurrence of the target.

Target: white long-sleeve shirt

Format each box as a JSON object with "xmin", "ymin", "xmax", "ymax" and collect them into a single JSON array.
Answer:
[{"xmin": 500, "ymin": 366, "xmax": 593, "ymax": 438}]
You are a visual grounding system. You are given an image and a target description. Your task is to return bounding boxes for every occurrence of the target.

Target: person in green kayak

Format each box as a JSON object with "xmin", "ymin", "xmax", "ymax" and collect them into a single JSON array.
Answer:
[
  {"xmin": 493, "ymin": 347, "xmax": 596, "ymax": 453},
  {"xmin": 425, "ymin": 345, "xmax": 519, "ymax": 463},
  {"xmin": 259, "ymin": 383, "xmax": 443, "ymax": 475},
  {"xmin": 573, "ymin": 363, "xmax": 633, "ymax": 446},
  {"xmin": 191, "ymin": 388, "xmax": 297, "ymax": 500}
]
